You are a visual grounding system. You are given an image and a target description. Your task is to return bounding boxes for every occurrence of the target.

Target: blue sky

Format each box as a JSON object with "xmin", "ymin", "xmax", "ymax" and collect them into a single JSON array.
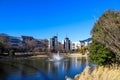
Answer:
[{"xmin": 0, "ymin": 0, "xmax": 120, "ymax": 41}]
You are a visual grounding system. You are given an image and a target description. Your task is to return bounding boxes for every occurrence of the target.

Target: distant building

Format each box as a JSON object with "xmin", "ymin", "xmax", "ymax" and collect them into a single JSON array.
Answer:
[
  {"xmin": 63, "ymin": 37, "xmax": 71, "ymax": 52},
  {"xmin": 71, "ymin": 38, "xmax": 92, "ymax": 51},
  {"xmin": 49, "ymin": 36, "xmax": 58, "ymax": 52},
  {"xmin": 8, "ymin": 36, "xmax": 23, "ymax": 48},
  {"xmin": 21, "ymin": 36, "xmax": 34, "ymax": 42},
  {"xmin": 71, "ymin": 42, "xmax": 81, "ymax": 51},
  {"xmin": 79, "ymin": 38, "xmax": 92, "ymax": 47},
  {"xmin": 79, "ymin": 41, "xmax": 85, "ymax": 48}
]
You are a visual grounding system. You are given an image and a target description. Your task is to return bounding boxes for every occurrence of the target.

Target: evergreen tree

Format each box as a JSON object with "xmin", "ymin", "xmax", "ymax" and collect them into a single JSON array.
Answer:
[{"xmin": 89, "ymin": 40, "xmax": 116, "ymax": 65}]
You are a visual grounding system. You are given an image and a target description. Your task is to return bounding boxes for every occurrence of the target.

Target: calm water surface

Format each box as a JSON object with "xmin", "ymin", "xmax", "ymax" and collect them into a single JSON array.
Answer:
[{"xmin": 0, "ymin": 57, "xmax": 93, "ymax": 80}]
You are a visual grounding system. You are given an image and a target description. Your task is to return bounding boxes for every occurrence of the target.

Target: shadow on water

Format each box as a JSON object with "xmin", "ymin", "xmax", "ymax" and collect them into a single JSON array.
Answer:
[{"xmin": 0, "ymin": 58, "xmax": 50, "ymax": 80}]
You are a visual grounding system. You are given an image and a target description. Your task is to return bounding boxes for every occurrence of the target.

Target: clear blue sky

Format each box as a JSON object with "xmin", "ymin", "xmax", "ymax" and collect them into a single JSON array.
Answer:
[{"xmin": 0, "ymin": 0, "xmax": 120, "ymax": 41}]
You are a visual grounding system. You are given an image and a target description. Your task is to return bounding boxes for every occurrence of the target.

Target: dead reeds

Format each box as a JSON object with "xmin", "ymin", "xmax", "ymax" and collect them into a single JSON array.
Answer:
[{"xmin": 66, "ymin": 65, "xmax": 120, "ymax": 80}]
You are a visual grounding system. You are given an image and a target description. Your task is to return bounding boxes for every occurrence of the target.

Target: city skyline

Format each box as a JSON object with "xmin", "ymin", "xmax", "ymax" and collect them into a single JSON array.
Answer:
[{"xmin": 0, "ymin": 0, "xmax": 120, "ymax": 41}]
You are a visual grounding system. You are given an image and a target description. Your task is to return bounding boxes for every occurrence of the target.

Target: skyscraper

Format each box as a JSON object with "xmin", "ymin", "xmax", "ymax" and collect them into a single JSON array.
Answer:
[
  {"xmin": 49, "ymin": 36, "xmax": 58, "ymax": 53},
  {"xmin": 63, "ymin": 37, "xmax": 71, "ymax": 53}
]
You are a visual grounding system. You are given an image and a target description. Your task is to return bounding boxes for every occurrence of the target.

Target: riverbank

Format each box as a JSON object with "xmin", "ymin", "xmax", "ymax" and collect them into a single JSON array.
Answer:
[
  {"xmin": 65, "ymin": 53, "xmax": 88, "ymax": 58},
  {"xmin": 31, "ymin": 53, "xmax": 88, "ymax": 58},
  {"xmin": 66, "ymin": 66, "xmax": 120, "ymax": 80},
  {"xmin": 0, "ymin": 53, "xmax": 88, "ymax": 60}
]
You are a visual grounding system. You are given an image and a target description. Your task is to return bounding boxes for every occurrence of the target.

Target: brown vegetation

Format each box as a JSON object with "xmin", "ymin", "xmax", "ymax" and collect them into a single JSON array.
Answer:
[
  {"xmin": 66, "ymin": 66, "xmax": 120, "ymax": 80},
  {"xmin": 92, "ymin": 10, "xmax": 120, "ymax": 56}
]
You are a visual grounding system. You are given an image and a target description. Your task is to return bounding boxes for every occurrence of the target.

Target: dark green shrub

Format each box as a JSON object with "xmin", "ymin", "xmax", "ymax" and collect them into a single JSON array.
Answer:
[{"xmin": 89, "ymin": 40, "xmax": 117, "ymax": 66}]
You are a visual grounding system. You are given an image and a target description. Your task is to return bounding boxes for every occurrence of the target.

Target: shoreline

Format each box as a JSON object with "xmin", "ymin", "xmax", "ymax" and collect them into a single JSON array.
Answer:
[
  {"xmin": 0, "ymin": 53, "xmax": 88, "ymax": 60},
  {"xmin": 31, "ymin": 53, "xmax": 88, "ymax": 58}
]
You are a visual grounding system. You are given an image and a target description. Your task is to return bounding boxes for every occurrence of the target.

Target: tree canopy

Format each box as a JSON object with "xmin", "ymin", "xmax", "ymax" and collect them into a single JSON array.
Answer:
[{"xmin": 92, "ymin": 10, "xmax": 120, "ymax": 56}]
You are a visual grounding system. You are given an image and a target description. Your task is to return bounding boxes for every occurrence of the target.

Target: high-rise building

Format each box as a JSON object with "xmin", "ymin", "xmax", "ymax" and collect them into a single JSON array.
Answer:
[
  {"xmin": 49, "ymin": 36, "xmax": 58, "ymax": 52},
  {"xmin": 63, "ymin": 37, "xmax": 71, "ymax": 53}
]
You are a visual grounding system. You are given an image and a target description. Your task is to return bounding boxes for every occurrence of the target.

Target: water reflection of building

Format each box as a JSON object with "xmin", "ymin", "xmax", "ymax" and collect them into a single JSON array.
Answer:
[
  {"xmin": 47, "ymin": 62, "xmax": 52, "ymax": 72},
  {"xmin": 45, "ymin": 60, "xmax": 71, "ymax": 76},
  {"xmin": 71, "ymin": 57, "xmax": 81, "ymax": 68},
  {"xmin": 0, "ymin": 57, "xmax": 92, "ymax": 80}
]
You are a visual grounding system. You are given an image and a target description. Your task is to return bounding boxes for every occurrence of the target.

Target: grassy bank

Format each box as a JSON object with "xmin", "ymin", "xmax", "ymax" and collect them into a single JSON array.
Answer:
[{"xmin": 66, "ymin": 66, "xmax": 120, "ymax": 80}]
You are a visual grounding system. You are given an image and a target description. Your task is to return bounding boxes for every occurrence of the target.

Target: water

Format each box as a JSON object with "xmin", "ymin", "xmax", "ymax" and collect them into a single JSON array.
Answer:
[
  {"xmin": 48, "ymin": 52, "xmax": 63, "ymax": 61},
  {"xmin": 0, "ymin": 57, "xmax": 93, "ymax": 80}
]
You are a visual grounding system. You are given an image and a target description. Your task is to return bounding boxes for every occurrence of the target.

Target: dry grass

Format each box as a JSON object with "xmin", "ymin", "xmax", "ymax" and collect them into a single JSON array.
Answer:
[{"xmin": 66, "ymin": 66, "xmax": 120, "ymax": 80}]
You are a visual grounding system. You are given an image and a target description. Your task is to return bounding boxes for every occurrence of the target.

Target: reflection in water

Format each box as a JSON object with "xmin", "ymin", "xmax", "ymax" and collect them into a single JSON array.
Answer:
[{"xmin": 0, "ymin": 57, "xmax": 93, "ymax": 80}]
